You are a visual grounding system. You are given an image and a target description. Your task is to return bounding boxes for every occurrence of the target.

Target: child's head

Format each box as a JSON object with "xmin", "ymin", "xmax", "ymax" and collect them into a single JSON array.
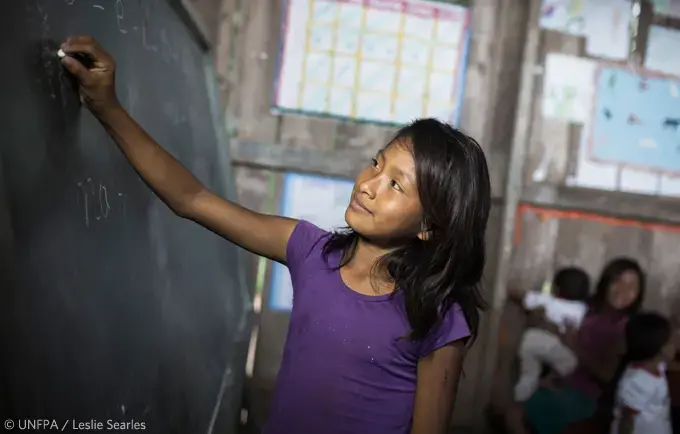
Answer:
[
  {"xmin": 592, "ymin": 257, "xmax": 645, "ymax": 314},
  {"xmin": 328, "ymin": 118, "xmax": 491, "ymax": 340},
  {"xmin": 552, "ymin": 267, "xmax": 590, "ymax": 301},
  {"xmin": 625, "ymin": 312, "xmax": 675, "ymax": 363}
]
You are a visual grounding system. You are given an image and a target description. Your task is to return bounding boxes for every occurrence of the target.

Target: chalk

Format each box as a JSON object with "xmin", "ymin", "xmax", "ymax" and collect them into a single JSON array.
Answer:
[{"xmin": 57, "ymin": 49, "xmax": 66, "ymax": 58}]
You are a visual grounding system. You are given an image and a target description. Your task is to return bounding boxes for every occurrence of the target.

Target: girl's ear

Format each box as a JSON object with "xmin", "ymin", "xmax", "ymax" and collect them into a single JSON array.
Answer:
[
  {"xmin": 417, "ymin": 222, "xmax": 432, "ymax": 240},
  {"xmin": 417, "ymin": 229, "xmax": 432, "ymax": 241}
]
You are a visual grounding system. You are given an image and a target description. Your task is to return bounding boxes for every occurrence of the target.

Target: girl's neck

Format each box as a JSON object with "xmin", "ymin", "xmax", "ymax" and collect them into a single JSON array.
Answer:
[
  {"xmin": 347, "ymin": 236, "xmax": 390, "ymax": 273},
  {"xmin": 341, "ymin": 236, "xmax": 394, "ymax": 294}
]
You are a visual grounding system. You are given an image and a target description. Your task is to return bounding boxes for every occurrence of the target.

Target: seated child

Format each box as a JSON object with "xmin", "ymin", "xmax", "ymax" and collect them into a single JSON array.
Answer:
[
  {"xmin": 610, "ymin": 312, "xmax": 675, "ymax": 434},
  {"xmin": 514, "ymin": 267, "xmax": 590, "ymax": 402}
]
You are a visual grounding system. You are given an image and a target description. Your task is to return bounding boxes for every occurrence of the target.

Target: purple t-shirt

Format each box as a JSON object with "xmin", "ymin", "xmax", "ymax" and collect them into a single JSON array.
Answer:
[{"xmin": 262, "ymin": 221, "xmax": 470, "ymax": 434}]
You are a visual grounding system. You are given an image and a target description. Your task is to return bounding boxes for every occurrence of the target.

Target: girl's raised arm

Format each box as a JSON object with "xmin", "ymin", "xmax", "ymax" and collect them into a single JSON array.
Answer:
[{"xmin": 60, "ymin": 36, "xmax": 297, "ymax": 263}]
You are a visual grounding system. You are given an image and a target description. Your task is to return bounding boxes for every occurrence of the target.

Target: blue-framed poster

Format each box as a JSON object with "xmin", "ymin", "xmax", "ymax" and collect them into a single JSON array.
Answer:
[{"xmin": 269, "ymin": 173, "xmax": 355, "ymax": 311}]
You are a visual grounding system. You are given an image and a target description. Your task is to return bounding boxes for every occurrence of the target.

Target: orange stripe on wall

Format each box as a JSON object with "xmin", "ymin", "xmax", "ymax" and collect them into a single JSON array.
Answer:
[{"xmin": 513, "ymin": 203, "xmax": 680, "ymax": 246}]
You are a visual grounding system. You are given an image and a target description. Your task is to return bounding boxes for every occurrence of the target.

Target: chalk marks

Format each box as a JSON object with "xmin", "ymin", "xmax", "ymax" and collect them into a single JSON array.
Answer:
[
  {"xmin": 93, "ymin": 4, "xmax": 105, "ymax": 11},
  {"xmin": 162, "ymin": 102, "xmax": 188, "ymax": 125},
  {"xmin": 115, "ymin": 0, "xmax": 128, "ymax": 34},
  {"xmin": 77, "ymin": 178, "xmax": 127, "ymax": 227}
]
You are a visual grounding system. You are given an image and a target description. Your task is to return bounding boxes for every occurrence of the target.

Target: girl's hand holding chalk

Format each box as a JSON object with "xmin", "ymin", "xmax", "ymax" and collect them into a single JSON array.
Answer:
[{"xmin": 58, "ymin": 36, "xmax": 121, "ymax": 114}]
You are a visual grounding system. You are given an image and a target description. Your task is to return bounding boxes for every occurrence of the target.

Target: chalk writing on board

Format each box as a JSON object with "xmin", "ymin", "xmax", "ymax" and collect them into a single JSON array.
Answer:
[
  {"xmin": 163, "ymin": 102, "xmax": 188, "ymax": 125},
  {"xmin": 99, "ymin": 185, "xmax": 111, "ymax": 219},
  {"xmin": 140, "ymin": 1, "xmax": 159, "ymax": 52},
  {"xmin": 77, "ymin": 179, "xmax": 127, "ymax": 227},
  {"xmin": 116, "ymin": 0, "xmax": 128, "ymax": 34},
  {"xmin": 160, "ymin": 29, "xmax": 179, "ymax": 64},
  {"xmin": 34, "ymin": 2, "xmax": 62, "ymax": 102},
  {"xmin": 93, "ymin": 4, "xmax": 105, "ymax": 11},
  {"xmin": 66, "ymin": 0, "xmax": 75, "ymax": 5}
]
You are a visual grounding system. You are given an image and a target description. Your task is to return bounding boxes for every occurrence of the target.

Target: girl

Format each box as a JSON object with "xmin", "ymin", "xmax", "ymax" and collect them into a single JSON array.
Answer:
[
  {"xmin": 608, "ymin": 312, "xmax": 675, "ymax": 434},
  {"xmin": 58, "ymin": 36, "xmax": 491, "ymax": 434},
  {"xmin": 509, "ymin": 257, "xmax": 646, "ymax": 434}
]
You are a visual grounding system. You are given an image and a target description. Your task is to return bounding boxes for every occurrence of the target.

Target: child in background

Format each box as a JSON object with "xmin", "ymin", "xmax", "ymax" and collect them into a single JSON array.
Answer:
[
  {"xmin": 514, "ymin": 267, "xmax": 590, "ymax": 402},
  {"xmin": 58, "ymin": 36, "xmax": 492, "ymax": 434},
  {"xmin": 609, "ymin": 312, "xmax": 675, "ymax": 434}
]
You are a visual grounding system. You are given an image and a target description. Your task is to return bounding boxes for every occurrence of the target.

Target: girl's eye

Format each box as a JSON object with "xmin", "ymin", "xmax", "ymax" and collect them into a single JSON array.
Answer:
[
  {"xmin": 370, "ymin": 158, "xmax": 378, "ymax": 168},
  {"xmin": 390, "ymin": 180, "xmax": 402, "ymax": 191}
]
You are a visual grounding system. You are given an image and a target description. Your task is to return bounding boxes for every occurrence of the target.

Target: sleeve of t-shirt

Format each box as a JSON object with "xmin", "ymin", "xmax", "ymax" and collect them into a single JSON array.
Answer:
[
  {"xmin": 285, "ymin": 219, "xmax": 328, "ymax": 279},
  {"xmin": 419, "ymin": 303, "xmax": 471, "ymax": 358},
  {"xmin": 617, "ymin": 369, "xmax": 658, "ymax": 413}
]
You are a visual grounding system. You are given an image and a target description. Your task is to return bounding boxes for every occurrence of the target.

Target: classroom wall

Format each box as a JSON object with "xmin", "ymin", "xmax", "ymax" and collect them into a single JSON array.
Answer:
[{"xmin": 488, "ymin": 0, "xmax": 680, "ymax": 417}]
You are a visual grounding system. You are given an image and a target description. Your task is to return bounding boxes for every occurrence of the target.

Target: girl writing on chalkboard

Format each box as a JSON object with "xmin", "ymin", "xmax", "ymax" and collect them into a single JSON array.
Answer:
[{"xmin": 59, "ymin": 36, "xmax": 491, "ymax": 434}]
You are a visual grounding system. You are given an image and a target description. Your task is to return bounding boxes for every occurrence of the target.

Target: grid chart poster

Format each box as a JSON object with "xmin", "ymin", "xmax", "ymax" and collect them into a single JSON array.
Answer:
[
  {"xmin": 269, "ymin": 173, "xmax": 355, "ymax": 311},
  {"xmin": 272, "ymin": 0, "xmax": 471, "ymax": 126},
  {"xmin": 587, "ymin": 66, "xmax": 680, "ymax": 175}
]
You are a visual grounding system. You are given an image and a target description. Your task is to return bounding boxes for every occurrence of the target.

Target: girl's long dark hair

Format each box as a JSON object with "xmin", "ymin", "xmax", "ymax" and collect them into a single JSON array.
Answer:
[{"xmin": 322, "ymin": 118, "xmax": 491, "ymax": 341}]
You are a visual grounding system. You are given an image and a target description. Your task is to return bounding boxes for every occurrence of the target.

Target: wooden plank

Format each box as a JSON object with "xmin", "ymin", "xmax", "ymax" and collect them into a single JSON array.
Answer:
[
  {"xmin": 473, "ymin": 0, "xmax": 543, "ymax": 423},
  {"xmin": 230, "ymin": 139, "xmax": 363, "ymax": 179},
  {"xmin": 521, "ymin": 184, "xmax": 680, "ymax": 225},
  {"xmin": 482, "ymin": 0, "xmax": 532, "ymax": 198},
  {"xmin": 647, "ymin": 230, "xmax": 680, "ymax": 314},
  {"xmin": 458, "ymin": 0, "xmax": 500, "ymax": 152},
  {"xmin": 234, "ymin": 0, "xmax": 282, "ymax": 142}
]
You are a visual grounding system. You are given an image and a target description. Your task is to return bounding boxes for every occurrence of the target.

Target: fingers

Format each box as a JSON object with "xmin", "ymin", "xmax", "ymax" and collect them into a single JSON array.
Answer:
[
  {"xmin": 60, "ymin": 35, "xmax": 114, "ymax": 67},
  {"xmin": 60, "ymin": 56, "xmax": 89, "ymax": 80}
]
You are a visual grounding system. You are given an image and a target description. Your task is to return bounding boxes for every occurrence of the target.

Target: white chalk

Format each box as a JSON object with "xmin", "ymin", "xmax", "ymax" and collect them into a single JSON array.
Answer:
[{"xmin": 57, "ymin": 49, "xmax": 66, "ymax": 58}]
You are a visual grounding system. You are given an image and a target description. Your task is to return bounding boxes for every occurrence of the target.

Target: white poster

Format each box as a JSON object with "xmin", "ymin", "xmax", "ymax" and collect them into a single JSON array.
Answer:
[
  {"xmin": 542, "ymin": 53, "xmax": 597, "ymax": 123},
  {"xmin": 272, "ymin": 0, "xmax": 470, "ymax": 125},
  {"xmin": 645, "ymin": 26, "xmax": 680, "ymax": 77},
  {"xmin": 268, "ymin": 173, "xmax": 355, "ymax": 311},
  {"xmin": 539, "ymin": 0, "xmax": 631, "ymax": 60}
]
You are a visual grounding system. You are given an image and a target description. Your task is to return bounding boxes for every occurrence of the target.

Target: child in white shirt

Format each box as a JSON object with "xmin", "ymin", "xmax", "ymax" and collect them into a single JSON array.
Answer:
[
  {"xmin": 610, "ymin": 312, "xmax": 676, "ymax": 434},
  {"xmin": 514, "ymin": 267, "xmax": 590, "ymax": 402}
]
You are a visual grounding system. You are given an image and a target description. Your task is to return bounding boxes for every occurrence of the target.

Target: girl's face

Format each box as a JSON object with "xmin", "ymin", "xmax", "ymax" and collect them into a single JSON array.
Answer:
[
  {"xmin": 606, "ymin": 270, "xmax": 640, "ymax": 311},
  {"xmin": 345, "ymin": 141, "xmax": 424, "ymax": 243}
]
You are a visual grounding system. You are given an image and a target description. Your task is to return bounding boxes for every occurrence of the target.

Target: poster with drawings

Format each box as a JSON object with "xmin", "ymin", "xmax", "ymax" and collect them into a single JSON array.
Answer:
[
  {"xmin": 269, "ymin": 173, "xmax": 355, "ymax": 311},
  {"xmin": 539, "ymin": 0, "xmax": 631, "ymax": 60},
  {"xmin": 588, "ymin": 67, "xmax": 680, "ymax": 173},
  {"xmin": 542, "ymin": 53, "xmax": 597, "ymax": 123},
  {"xmin": 568, "ymin": 64, "xmax": 680, "ymax": 197},
  {"xmin": 272, "ymin": 0, "xmax": 470, "ymax": 126}
]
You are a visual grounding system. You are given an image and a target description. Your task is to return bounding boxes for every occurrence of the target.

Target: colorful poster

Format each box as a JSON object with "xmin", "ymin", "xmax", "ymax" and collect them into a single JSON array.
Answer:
[
  {"xmin": 272, "ymin": 0, "xmax": 470, "ymax": 126},
  {"xmin": 539, "ymin": 0, "xmax": 631, "ymax": 60},
  {"xmin": 268, "ymin": 173, "xmax": 354, "ymax": 311},
  {"xmin": 542, "ymin": 53, "xmax": 597, "ymax": 123},
  {"xmin": 645, "ymin": 26, "xmax": 680, "ymax": 77},
  {"xmin": 587, "ymin": 66, "xmax": 680, "ymax": 174}
]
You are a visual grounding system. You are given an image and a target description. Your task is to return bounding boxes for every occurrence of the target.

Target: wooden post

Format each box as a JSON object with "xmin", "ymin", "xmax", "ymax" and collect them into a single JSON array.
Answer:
[{"xmin": 472, "ymin": 0, "xmax": 543, "ymax": 421}]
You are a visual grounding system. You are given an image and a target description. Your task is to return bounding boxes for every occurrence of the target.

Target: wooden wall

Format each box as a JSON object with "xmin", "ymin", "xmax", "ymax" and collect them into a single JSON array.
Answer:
[{"xmin": 486, "ymin": 0, "xmax": 680, "ymax": 419}]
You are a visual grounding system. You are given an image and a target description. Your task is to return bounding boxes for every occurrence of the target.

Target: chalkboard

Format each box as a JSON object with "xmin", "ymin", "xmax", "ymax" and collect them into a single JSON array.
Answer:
[{"xmin": 0, "ymin": 1, "xmax": 251, "ymax": 433}]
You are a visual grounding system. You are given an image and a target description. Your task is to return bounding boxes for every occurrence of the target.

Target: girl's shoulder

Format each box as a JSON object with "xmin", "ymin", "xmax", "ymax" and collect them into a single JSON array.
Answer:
[{"xmin": 286, "ymin": 220, "xmax": 331, "ymax": 268}]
